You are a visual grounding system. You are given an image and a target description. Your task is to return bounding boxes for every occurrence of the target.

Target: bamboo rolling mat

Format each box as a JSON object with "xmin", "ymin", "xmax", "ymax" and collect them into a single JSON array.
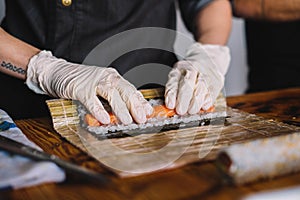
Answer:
[{"xmin": 46, "ymin": 91, "xmax": 300, "ymax": 177}]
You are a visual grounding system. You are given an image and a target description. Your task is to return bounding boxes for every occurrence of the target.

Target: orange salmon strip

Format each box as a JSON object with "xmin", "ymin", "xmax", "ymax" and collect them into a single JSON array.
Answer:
[
  {"xmin": 85, "ymin": 105, "xmax": 215, "ymax": 127},
  {"xmin": 147, "ymin": 105, "xmax": 176, "ymax": 118},
  {"xmin": 85, "ymin": 113, "xmax": 118, "ymax": 126}
]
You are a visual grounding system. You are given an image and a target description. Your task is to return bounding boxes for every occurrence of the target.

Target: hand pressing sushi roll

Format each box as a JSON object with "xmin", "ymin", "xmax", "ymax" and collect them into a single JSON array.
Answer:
[{"xmin": 85, "ymin": 104, "xmax": 215, "ymax": 126}]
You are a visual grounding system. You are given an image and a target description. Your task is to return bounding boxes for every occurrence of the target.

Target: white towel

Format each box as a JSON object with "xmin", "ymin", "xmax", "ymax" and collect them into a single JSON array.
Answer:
[{"xmin": 0, "ymin": 109, "xmax": 65, "ymax": 189}]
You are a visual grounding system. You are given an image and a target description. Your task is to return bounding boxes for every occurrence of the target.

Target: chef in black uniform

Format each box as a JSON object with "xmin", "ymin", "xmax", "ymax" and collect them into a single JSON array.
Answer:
[{"xmin": 0, "ymin": 0, "xmax": 232, "ymax": 124}]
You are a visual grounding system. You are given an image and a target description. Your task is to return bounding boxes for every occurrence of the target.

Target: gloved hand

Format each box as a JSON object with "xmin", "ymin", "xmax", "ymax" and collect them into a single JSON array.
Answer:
[
  {"xmin": 26, "ymin": 51, "xmax": 153, "ymax": 125},
  {"xmin": 165, "ymin": 42, "xmax": 230, "ymax": 115}
]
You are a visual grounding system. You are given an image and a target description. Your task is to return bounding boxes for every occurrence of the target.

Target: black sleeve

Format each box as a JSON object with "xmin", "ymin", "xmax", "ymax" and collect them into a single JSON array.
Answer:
[{"xmin": 178, "ymin": 0, "xmax": 214, "ymax": 34}]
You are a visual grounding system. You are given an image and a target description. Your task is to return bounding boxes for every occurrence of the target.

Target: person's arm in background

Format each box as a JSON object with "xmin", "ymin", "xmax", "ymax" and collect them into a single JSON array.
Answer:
[
  {"xmin": 232, "ymin": 0, "xmax": 300, "ymax": 21},
  {"xmin": 165, "ymin": 0, "xmax": 231, "ymax": 115},
  {"xmin": 0, "ymin": 27, "xmax": 152, "ymax": 124},
  {"xmin": 195, "ymin": 0, "xmax": 232, "ymax": 45}
]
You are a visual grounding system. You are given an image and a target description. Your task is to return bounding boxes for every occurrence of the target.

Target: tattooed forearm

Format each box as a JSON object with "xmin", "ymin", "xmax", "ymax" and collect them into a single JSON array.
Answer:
[{"xmin": 1, "ymin": 61, "xmax": 26, "ymax": 75}]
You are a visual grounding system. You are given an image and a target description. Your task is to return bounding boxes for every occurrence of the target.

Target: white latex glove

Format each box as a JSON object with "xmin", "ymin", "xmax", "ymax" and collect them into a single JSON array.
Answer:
[
  {"xmin": 165, "ymin": 42, "xmax": 230, "ymax": 115},
  {"xmin": 26, "ymin": 51, "xmax": 153, "ymax": 125}
]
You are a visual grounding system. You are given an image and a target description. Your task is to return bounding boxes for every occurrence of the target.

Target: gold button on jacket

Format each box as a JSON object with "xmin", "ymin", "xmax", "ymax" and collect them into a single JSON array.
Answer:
[{"xmin": 62, "ymin": 0, "xmax": 72, "ymax": 6}]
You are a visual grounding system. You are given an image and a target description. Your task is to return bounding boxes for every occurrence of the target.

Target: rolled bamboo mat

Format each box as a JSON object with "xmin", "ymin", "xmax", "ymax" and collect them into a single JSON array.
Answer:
[{"xmin": 46, "ymin": 90, "xmax": 300, "ymax": 178}]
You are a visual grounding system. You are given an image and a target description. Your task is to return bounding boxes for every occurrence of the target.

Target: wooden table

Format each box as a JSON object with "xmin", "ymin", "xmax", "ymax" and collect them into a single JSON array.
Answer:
[{"xmin": 1, "ymin": 88, "xmax": 300, "ymax": 200}]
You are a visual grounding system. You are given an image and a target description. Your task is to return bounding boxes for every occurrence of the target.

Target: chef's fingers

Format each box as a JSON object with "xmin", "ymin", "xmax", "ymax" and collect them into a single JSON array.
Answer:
[
  {"xmin": 116, "ymin": 78, "xmax": 152, "ymax": 124},
  {"xmin": 188, "ymin": 76, "xmax": 207, "ymax": 115},
  {"xmin": 175, "ymin": 62, "xmax": 198, "ymax": 115},
  {"xmin": 95, "ymin": 68, "xmax": 133, "ymax": 125},
  {"xmin": 81, "ymin": 95, "xmax": 111, "ymax": 124},
  {"xmin": 103, "ymin": 87, "xmax": 133, "ymax": 125},
  {"xmin": 202, "ymin": 94, "xmax": 214, "ymax": 111},
  {"xmin": 165, "ymin": 64, "xmax": 181, "ymax": 110}
]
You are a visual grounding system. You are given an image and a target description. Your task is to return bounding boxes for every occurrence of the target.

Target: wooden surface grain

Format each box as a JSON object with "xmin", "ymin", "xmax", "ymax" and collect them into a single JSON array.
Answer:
[
  {"xmin": 227, "ymin": 87, "xmax": 300, "ymax": 126},
  {"xmin": 1, "ymin": 87, "xmax": 300, "ymax": 200}
]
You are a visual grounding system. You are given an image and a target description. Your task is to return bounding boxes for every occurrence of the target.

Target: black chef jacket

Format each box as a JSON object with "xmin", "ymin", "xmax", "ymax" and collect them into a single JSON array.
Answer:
[
  {"xmin": 0, "ymin": 0, "xmax": 212, "ymax": 119},
  {"xmin": 245, "ymin": 20, "xmax": 300, "ymax": 93}
]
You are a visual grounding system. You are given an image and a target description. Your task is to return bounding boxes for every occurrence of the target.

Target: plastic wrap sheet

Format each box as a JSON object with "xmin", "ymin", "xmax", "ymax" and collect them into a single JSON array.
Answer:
[{"xmin": 46, "ymin": 97, "xmax": 300, "ymax": 178}]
